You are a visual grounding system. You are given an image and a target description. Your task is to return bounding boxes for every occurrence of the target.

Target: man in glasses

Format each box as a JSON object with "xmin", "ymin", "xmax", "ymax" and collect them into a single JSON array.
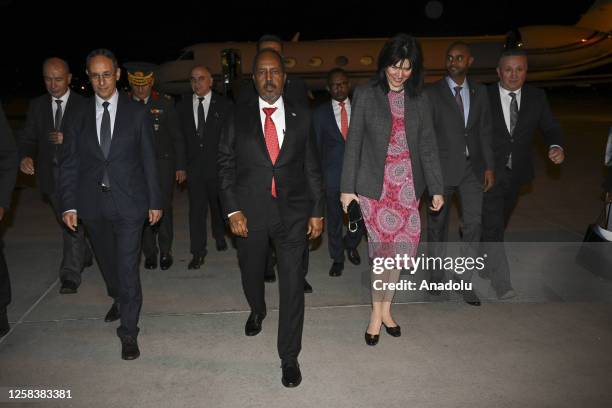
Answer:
[{"xmin": 59, "ymin": 49, "xmax": 162, "ymax": 360}]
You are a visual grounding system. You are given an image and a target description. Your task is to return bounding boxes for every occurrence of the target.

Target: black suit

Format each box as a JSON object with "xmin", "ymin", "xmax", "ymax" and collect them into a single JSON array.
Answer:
[
  {"xmin": 482, "ymin": 83, "xmax": 563, "ymax": 295},
  {"xmin": 20, "ymin": 91, "xmax": 92, "ymax": 286},
  {"xmin": 178, "ymin": 93, "xmax": 231, "ymax": 257},
  {"xmin": 0, "ymin": 102, "xmax": 18, "ymax": 315},
  {"xmin": 218, "ymin": 97, "xmax": 324, "ymax": 362},
  {"xmin": 138, "ymin": 93, "xmax": 186, "ymax": 259},
  {"xmin": 59, "ymin": 92, "xmax": 161, "ymax": 339},
  {"xmin": 313, "ymin": 100, "xmax": 363, "ymax": 263},
  {"xmin": 425, "ymin": 78, "xmax": 493, "ymax": 283}
]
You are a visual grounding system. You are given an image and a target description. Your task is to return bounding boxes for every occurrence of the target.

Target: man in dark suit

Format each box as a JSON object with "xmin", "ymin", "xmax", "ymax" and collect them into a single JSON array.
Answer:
[
  {"xmin": 482, "ymin": 48, "xmax": 564, "ymax": 299},
  {"xmin": 313, "ymin": 68, "xmax": 363, "ymax": 277},
  {"xmin": 426, "ymin": 42, "xmax": 494, "ymax": 306},
  {"xmin": 59, "ymin": 49, "xmax": 162, "ymax": 360},
  {"xmin": 218, "ymin": 49, "xmax": 324, "ymax": 387},
  {"xmin": 177, "ymin": 65, "xmax": 230, "ymax": 269},
  {"xmin": 0, "ymin": 101, "xmax": 18, "ymax": 337},
  {"xmin": 125, "ymin": 62, "xmax": 187, "ymax": 271},
  {"xmin": 236, "ymin": 34, "xmax": 313, "ymax": 290},
  {"xmin": 19, "ymin": 57, "xmax": 93, "ymax": 294}
]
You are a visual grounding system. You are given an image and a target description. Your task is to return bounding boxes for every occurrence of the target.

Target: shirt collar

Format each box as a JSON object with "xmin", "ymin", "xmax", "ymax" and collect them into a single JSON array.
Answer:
[
  {"xmin": 259, "ymin": 96, "xmax": 284, "ymax": 111},
  {"xmin": 193, "ymin": 91, "xmax": 211, "ymax": 102},
  {"xmin": 333, "ymin": 98, "xmax": 350, "ymax": 108},
  {"xmin": 52, "ymin": 89, "xmax": 70, "ymax": 104},
  {"xmin": 446, "ymin": 76, "xmax": 469, "ymax": 92},
  {"xmin": 498, "ymin": 82, "xmax": 522, "ymax": 97},
  {"xmin": 95, "ymin": 89, "xmax": 118, "ymax": 108}
]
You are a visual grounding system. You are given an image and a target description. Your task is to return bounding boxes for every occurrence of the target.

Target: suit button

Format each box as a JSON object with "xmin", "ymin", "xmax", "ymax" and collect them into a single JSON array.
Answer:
[
  {"xmin": 464, "ymin": 133, "xmax": 468, "ymax": 137},
  {"xmin": 199, "ymin": 144, "xmax": 204, "ymax": 148}
]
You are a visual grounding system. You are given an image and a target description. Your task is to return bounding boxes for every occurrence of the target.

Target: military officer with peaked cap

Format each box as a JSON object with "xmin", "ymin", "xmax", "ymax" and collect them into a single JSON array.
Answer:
[{"xmin": 125, "ymin": 62, "xmax": 186, "ymax": 270}]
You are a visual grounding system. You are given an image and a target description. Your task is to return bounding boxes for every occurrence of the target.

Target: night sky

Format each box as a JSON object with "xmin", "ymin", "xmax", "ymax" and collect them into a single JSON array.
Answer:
[{"xmin": 0, "ymin": 0, "xmax": 594, "ymax": 96}]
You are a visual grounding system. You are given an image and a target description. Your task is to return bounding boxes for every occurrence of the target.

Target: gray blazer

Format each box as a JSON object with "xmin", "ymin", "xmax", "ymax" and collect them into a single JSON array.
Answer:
[{"xmin": 340, "ymin": 82, "xmax": 443, "ymax": 200}]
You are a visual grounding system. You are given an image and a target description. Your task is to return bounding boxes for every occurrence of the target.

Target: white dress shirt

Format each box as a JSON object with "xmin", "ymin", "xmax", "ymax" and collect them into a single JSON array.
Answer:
[
  {"xmin": 51, "ymin": 89, "xmax": 70, "ymax": 127},
  {"xmin": 192, "ymin": 91, "xmax": 212, "ymax": 127},
  {"xmin": 95, "ymin": 90, "xmax": 119, "ymax": 143},
  {"xmin": 498, "ymin": 83, "xmax": 521, "ymax": 134},
  {"xmin": 331, "ymin": 98, "xmax": 351, "ymax": 132},
  {"xmin": 258, "ymin": 96, "xmax": 286, "ymax": 147}
]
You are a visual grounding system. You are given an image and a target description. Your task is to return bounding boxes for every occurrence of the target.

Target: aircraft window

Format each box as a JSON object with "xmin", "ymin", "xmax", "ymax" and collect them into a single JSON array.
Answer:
[
  {"xmin": 178, "ymin": 50, "xmax": 194, "ymax": 61},
  {"xmin": 360, "ymin": 56, "xmax": 374, "ymax": 66},
  {"xmin": 309, "ymin": 57, "xmax": 323, "ymax": 67},
  {"xmin": 285, "ymin": 57, "xmax": 296, "ymax": 68},
  {"xmin": 335, "ymin": 56, "xmax": 349, "ymax": 66}
]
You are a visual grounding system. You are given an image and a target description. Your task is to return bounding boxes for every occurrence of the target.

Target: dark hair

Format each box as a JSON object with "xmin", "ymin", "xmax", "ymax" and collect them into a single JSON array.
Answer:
[
  {"xmin": 257, "ymin": 34, "xmax": 283, "ymax": 52},
  {"xmin": 498, "ymin": 47, "xmax": 528, "ymax": 66},
  {"xmin": 446, "ymin": 40, "xmax": 471, "ymax": 55},
  {"xmin": 251, "ymin": 48, "xmax": 285, "ymax": 75},
  {"xmin": 374, "ymin": 33, "xmax": 424, "ymax": 96},
  {"xmin": 327, "ymin": 67, "xmax": 348, "ymax": 83},
  {"xmin": 86, "ymin": 49, "xmax": 118, "ymax": 71},
  {"xmin": 42, "ymin": 57, "xmax": 70, "ymax": 74}
]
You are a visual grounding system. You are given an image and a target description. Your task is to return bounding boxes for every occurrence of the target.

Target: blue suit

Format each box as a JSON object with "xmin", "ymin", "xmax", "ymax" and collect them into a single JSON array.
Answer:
[{"xmin": 313, "ymin": 100, "xmax": 363, "ymax": 263}]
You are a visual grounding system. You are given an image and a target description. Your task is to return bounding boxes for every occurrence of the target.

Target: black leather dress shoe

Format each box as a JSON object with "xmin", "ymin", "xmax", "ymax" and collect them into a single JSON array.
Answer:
[
  {"xmin": 104, "ymin": 303, "xmax": 120, "ymax": 322},
  {"xmin": 245, "ymin": 312, "xmax": 265, "ymax": 336},
  {"xmin": 264, "ymin": 272, "xmax": 276, "ymax": 283},
  {"xmin": 59, "ymin": 281, "xmax": 78, "ymax": 294},
  {"xmin": 347, "ymin": 248, "xmax": 361, "ymax": 265},
  {"xmin": 463, "ymin": 290, "xmax": 481, "ymax": 306},
  {"xmin": 215, "ymin": 239, "xmax": 228, "ymax": 251},
  {"xmin": 384, "ymin": 323, "xmax": 401, "ymax": 337},
  {"xmin": 188, "ymin": 255, "xmax": 205, "ymax": 269},
  {"xmin": 120, "ymin": 336, "xmax": 140, "ymax": 360},
  {"xmin": 281, "ymin": 361, "xmax": 302, "ymax": 388},
  {"xmin": 365, "ymin": 331, "xmax": 380, "ymax": 346},
  {"xmin": 329, "ymin": 262, "xmax": 344, "ymax": 277},
  {"xmin": 159, "ymin": 253, "xmax": 173, "ymax": 270},
  {"xmin": 303, "ymin": 279, "xmax": 313, "ymax": 293},
  {"xmin": 144, "ymin": 256, "xmax": 157, "ymax": 270}
]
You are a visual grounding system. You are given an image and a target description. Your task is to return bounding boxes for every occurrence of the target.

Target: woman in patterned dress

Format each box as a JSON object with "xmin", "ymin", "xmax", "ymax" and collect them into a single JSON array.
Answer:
[{"xmin": 340, "ymin": 34, "xmax": 444, "ymax": 346}]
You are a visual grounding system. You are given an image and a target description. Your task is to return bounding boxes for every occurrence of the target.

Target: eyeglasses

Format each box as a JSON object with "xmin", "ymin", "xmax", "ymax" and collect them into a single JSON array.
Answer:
[{"xmin": 88, "ymin": 72, "xmax": 115, "ymax": 82}]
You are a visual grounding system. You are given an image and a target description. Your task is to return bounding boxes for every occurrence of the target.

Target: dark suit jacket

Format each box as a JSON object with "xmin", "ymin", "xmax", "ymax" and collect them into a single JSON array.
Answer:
[
  {"xmin": 20, "ymin": 91, "xmax": 87, "ymax": 195},
  {"xmin": 488, "ymin": 83, "xmax": 563, "ymax": 187},
  {"xmin": 59, "ymin": 93, "xmax": 162, "ymax": 220},
  {"xmin": 425, "ymin": 78, "xmax": 493, "ymax": 185},
  {"xmin": 313, "ymin": 100, "xmax": 346, "ymax": 192},
  {"xmin": 0, "ymin": 102, "xmax": 17, "ymax": 209},
  {"xmin": 340, "ymin": 82, "xmax": 443, "ymax": 200},
  {"xmin": 177, "ymin": 92, "xmax": 231, "ymax": 179},
  {"xmin": 218, "ymin": 98, "xmax": 324, "ymax": 233}
]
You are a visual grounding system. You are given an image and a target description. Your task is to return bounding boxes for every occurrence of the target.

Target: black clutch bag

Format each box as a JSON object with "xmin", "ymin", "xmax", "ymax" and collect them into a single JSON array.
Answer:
[{"xmin": 347, "ymin": 199, "xmax": 364, "ymax": 234}]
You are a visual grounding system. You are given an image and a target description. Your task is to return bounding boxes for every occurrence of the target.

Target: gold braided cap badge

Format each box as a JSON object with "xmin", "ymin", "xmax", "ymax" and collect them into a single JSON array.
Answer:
[{"xmin": 127, "ymin": 71, "xmax": 154, "ymax": 86}]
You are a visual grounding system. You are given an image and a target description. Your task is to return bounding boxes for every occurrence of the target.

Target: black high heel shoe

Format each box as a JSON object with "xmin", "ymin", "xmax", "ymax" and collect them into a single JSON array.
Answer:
[
  {"xmin": 365, "ymin": 331, "xmax": 380, "ymax": 346},
  {"xmin": 383, "ymin": 323, "xmax": 401, "ymax": 337}
]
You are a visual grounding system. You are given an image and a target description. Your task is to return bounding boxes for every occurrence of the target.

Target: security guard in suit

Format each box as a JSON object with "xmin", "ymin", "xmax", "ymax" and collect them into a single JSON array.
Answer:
[{"xmin": 125, "ymin": 62, "xmax": 186, "ymax": 270}]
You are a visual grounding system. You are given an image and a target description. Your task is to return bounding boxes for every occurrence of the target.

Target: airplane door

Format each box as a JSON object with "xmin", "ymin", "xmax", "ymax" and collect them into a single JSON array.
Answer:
[{"xmin": 221, "ymin": 49, "xmax": 242, "ymax": 101}]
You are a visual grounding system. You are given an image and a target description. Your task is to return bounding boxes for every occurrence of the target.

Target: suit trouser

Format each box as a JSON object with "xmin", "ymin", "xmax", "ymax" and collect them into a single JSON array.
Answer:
[
  {"xmin": 427, "ymin": 160, "xmax": 482, "ymax": 283},
  {"xmin": 481, "ymin": 167, "xmax": 520, "ymax": 295},
  {"xmin": 143, "ymin": 159, "xmax": 175, "ymax": 257},
  {"xmin": 187, "ymin": 171, "xmax": 225, "ymax": 257},
  {"xmin": 48, "ymin": 192, "xmax": 93, "ymax": 286},
  {"xmin": 0, "ymin": 235, "xmax": 10, "ymax": 312},
  {"xmin": 83, "ymin": 191, "xmax": 145, "ymax": 339},
  {"xmin": 326, "ymin": 189, "xmax": 364, "ymax": 263},
  {"xmin": 236, "ymin": 199, "xmax": 306, "ymax": 362}
]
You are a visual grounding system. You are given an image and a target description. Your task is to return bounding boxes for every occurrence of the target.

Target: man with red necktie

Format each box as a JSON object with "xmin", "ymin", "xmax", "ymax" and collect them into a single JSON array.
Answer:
[
  {"xmin": 313, "ymin": 68, "xmax": 364, "ymax": 278},
  {"xmin": 218, "ymin": 48, "xmax": 324, "ymax": 388}
]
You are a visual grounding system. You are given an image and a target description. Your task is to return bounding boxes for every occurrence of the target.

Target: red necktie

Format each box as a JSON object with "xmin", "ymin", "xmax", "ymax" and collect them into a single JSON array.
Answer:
[
  {"xmin": 263, "ymin": 107, "xmax": 280, "ymax": 197},
  {"xmin": 339, "ymin": 101, "xmax": 348, "ymax": 140}
]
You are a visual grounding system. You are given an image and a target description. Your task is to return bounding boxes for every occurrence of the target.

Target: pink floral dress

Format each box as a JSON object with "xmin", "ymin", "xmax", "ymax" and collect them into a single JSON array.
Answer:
[{"xmin": 359, "ymin": 90, "xmax": 421, "ymax": 259}]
